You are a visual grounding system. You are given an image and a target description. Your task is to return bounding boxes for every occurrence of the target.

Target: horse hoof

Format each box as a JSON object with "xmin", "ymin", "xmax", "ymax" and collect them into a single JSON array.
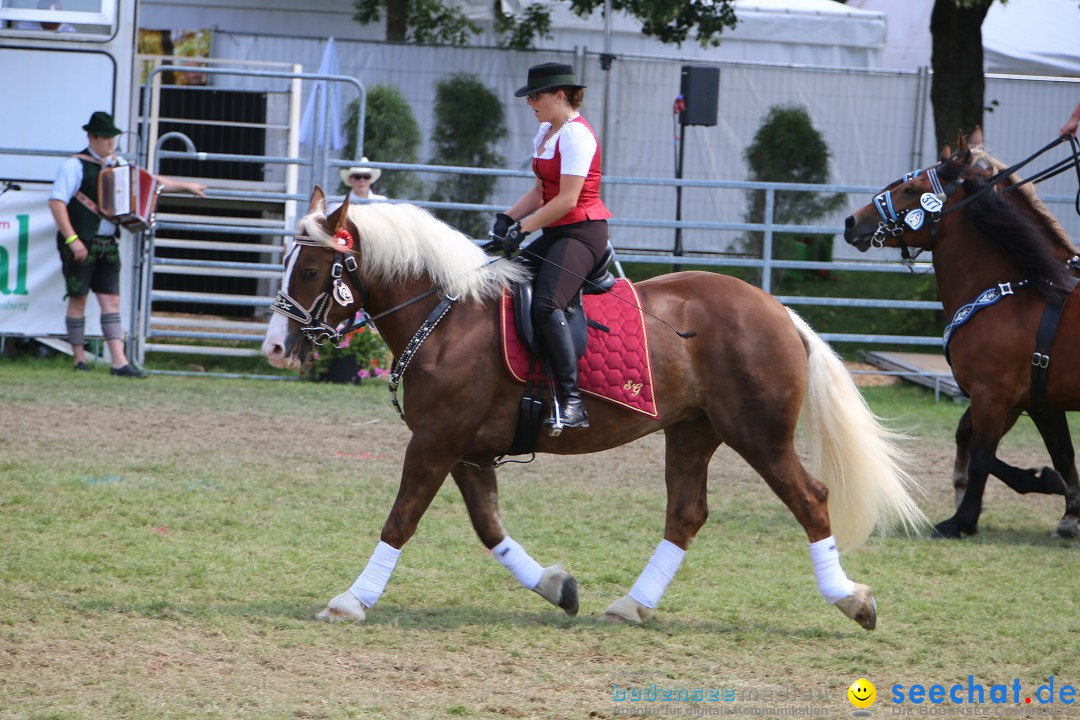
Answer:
[
  {"xmin": 834, "ymin": 583, "xmax": 876, "ymax": 631},
  {"xmin": 1052, "ymin": 517, "xmax": 1080, "ymax": 539},
  {"xmin": 533, "ymin": 565, "xmax": 579, "ymax": 616},
  {"xmin": 601, "ymin": 595, "xmax": 653, "ymax": 624},
  {"xmin": 315, "ymin": 590, "xmax": 367, "ymax": 622},
  {"xmin": 928, "ymin": 519, "xmax": 974, "ymax": 539}
]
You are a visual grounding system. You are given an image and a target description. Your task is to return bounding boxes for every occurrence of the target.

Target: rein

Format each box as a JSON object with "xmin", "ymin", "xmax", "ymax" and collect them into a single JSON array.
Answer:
[
  {"xmin": 1001, "ymin": 135, "xmax": 1080, "ymax": 216},
  {"xmin": 273, "ymin": 229, "xmax": 510, "ymax": 421},
  {"xmin": 870, "ymin": 135, "xmax": 1080, "ymax": 273},
  {"xmin": 939, "ymin": 135, "xmax": 1074, "ymax": 221}
]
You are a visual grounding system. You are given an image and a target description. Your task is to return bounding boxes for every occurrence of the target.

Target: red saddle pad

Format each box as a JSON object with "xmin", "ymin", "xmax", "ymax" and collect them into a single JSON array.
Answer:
[{"xmin": 500, "ymin": 278, "xmax": 659, "ymax": 419}]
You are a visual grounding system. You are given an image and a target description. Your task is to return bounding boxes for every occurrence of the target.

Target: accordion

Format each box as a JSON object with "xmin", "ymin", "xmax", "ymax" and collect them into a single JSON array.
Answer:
[{"xmin": 98, "ymin": 165, "xmax": 162, "ymax": 233}]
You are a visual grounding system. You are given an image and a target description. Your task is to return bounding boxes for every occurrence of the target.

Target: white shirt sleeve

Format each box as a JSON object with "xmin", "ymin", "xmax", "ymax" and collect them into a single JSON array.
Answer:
[
  {"xmin": 50, "ymin": 157, "xmax": 83, "ymax": 203},
  {"xmin": 557, "ymin": 122, "xmax": 597, "ymax": 177}
]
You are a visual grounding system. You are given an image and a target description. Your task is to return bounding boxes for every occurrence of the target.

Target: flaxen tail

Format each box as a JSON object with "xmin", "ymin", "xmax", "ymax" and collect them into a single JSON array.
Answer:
[{"xmin": 787, "ymin": 309, "xmax": 927, "ymax": 551}]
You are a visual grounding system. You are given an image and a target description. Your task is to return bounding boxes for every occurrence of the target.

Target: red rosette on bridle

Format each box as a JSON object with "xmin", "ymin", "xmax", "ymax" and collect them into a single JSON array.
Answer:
[{"xmin": 333, "ymin": 228, "xmax": 354, "ymax": 252}]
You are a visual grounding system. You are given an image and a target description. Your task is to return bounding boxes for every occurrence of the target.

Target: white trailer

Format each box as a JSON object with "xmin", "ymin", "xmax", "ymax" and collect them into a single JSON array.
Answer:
[{"xmin": 0, "ymin": 0, "xmax": 138, "ymax": 343}]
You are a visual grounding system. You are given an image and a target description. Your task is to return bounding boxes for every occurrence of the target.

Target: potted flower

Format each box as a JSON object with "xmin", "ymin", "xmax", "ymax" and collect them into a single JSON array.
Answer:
[{"xmin": 303, "ymin": 312, "xmax": 392, "ymax": 384}]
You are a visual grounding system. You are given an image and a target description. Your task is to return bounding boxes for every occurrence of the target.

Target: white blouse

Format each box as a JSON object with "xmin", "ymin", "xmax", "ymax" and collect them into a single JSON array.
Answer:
[{"xmin": 531, "ymin": 113, "xmax": 598, "ymax": 177}]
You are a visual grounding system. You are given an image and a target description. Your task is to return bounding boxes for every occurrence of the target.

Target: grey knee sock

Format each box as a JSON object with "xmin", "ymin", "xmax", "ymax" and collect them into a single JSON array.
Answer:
[
  {"xmin": 65, "ymin": 316, "xmax": 85, "ymax": 349},
  {"xmin": 101, "ymin": 312, "xmax": 124, "ymax": 342}
]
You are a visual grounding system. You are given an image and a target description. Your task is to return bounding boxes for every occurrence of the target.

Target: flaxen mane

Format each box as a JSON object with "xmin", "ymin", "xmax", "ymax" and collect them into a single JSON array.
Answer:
[{"xmin": 298, "ymin": 202, "xmax": 529, "ymax": 303}]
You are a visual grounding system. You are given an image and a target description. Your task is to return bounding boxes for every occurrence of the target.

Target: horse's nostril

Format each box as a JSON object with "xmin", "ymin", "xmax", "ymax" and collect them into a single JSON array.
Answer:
[{"xmin": 844, "ymin": 216, "xmax": 855, "ymax": 230}]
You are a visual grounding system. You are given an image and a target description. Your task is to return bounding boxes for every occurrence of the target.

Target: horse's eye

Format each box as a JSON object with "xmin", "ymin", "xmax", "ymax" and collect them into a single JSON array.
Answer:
[
  {"xmin": 302, "ymin": 268, "xmax": 319, "ymax": 280},
  {"xmin": 902, "ymin": 186, "xmax": 918, "ymax": 196}
]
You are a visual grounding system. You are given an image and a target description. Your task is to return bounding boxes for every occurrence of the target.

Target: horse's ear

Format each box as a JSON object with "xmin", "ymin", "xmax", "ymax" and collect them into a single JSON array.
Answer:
[
  {"xmin": 969, "ymin": 126, "xmax": 984, "ymax": 148},
  {"xmin": 309, "ymin": 186, "xmax": 326, "ymax": 214},
  {"xmin": 334, "ymin": 191, "xmax": 350, "ymax": 232},
  {"xmin": 957, "ymin": 130, "xmax": 969, "ymax": 155},
  {"xmin": 940, "ymin": 143, "xmax": 952, "ymax": 161}
]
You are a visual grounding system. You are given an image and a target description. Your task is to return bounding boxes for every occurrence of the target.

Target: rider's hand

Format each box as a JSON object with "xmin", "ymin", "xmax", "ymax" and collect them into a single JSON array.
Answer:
[
  {"xmin": 503, "ymin": 223, "xmax": 529, "ymax": 257},
  {"xmin": 490, "ymin": 212, "xmax": 514, "ymax": 242}
]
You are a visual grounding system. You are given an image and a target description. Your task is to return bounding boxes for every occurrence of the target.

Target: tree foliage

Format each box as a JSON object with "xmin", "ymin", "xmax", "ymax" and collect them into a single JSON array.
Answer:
[
  {"xmin": 740, "ymin": 105, "xmax": 846, "ymax": 279},
  {"xmin": 427, "ymin": 73, "xmax": 507, "ymax": 239},
  {"xmin": 353, "ymin": 0, "xmax": 479, "ymax": 45},
  {"xmin": 341, "ymin": 85, "xmax": 423, "ymax": 199},
  {"xmin": 494, "ymin": 3, "xmax": 554, "ymax": 49},
  {"xmin": 354, "ymin": 0, "xmax": 737, "ymax": 49},
  {"xmin": 565, "ymin": 0, "xmax": 736, "ymax": 47}
]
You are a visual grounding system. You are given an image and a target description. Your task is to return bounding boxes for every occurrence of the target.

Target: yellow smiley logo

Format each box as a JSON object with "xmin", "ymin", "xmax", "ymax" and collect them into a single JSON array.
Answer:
[{"xmin": 848, "ymin": 678, "xmax": 876, "ymax": 709}]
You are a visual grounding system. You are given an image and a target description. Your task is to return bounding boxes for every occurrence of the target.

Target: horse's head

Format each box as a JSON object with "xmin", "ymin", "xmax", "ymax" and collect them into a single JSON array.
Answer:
[
  {"xmin": 843, "ymin": 130, "xmax": 988, "ymax": 257},
  {"xmin": 262, "ymin": 186, "xmax": 366, "ymax": 369}
]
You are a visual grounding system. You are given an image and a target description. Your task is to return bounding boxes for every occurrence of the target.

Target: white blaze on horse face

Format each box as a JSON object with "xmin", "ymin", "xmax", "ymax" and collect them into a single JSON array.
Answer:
[
  {"xmin": 261, "ymin": 247, "xmax": 301, "ymax": 368},
  {"xmin": 262, "ymin": 313, "xmax": 295, "ymax": 368}
]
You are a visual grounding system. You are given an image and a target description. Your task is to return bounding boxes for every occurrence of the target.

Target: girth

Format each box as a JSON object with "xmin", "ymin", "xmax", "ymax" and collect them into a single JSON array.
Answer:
[{"xmin": 1031, "ymin": 274, "xmax": 1079, "ymax": 412}]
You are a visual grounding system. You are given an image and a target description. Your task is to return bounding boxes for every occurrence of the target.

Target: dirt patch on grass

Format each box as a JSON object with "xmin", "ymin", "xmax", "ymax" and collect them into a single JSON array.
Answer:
[{"xmin": 846, "ymin": 361, "xmax": 902, "ymax": 387}]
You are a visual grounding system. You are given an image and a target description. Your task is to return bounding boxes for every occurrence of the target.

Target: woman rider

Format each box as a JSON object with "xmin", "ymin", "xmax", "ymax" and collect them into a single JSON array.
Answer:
[{"xmin": 493, "ymin": 62, "xmax": 612, "ymax": 430}]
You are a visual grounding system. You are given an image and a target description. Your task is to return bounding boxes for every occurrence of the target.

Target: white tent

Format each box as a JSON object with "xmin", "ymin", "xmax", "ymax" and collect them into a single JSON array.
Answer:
[
  {"xmin": 849, "ymin": 0, "xmax": 1080, "ymax": 77},
  {"xmin": 983, "ymin": 0, "xmax": 1080, "ymax": 77},
  {"xmin": 493, "ymin": 0, "xmax": 886, "ymax": 68}
]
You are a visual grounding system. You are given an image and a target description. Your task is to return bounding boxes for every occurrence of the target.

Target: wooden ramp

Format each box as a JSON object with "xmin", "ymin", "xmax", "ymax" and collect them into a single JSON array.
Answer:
[{"xmin": 863, "ymin": 351, "xmax": 966, "ymax": 399}]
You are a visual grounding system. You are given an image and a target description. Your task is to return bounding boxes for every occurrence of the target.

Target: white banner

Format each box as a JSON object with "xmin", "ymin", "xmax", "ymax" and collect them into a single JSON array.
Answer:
[{"xmin": 0, "ymin": 183, "xmax": 132, "ymax": 338}]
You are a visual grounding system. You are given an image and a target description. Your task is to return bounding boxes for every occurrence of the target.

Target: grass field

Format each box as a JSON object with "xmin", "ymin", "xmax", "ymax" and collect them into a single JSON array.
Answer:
[{"xmin": 1, "ymin": 358, "xmax": 1078, "ymax": 720}]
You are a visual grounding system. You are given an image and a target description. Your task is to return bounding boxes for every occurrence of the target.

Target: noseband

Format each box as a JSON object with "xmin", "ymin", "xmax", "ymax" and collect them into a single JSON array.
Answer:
[{"xmin": 271, "ymin": 229, "xmax": 368, "ymax": 346}]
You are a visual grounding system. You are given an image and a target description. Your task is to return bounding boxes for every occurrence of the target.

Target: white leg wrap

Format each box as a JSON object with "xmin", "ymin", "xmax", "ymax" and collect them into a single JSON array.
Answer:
[
  {"xmin": 348, "ymin": 541, "xmax": 401, "ymax": 608},
  {"xmin": 492, "ymin": 535, "xmax": 543, "ymax": 590},
  {"xmin": 809, "ymin": 536, "xmax": 855, "ymax": 604},
  {"xmin": 628, "ymin": 539, "xmax": 685, "ymax": 609}
]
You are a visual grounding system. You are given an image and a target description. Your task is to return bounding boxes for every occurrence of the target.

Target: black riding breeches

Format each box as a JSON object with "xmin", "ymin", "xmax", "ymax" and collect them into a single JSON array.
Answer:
[{"xmin": 528, "ymin": 219, "xmax": 608, "ymax": 322}]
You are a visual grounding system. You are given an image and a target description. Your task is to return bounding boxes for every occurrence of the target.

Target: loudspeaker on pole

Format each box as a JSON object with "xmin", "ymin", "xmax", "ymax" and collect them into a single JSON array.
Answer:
[{"xmin": 679, "ymin": 65, "xmax": 719, "ymax": 127}]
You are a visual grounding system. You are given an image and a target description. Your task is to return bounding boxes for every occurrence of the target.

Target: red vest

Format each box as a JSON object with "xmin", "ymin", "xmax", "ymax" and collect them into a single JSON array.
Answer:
[{"xmin": 531, "ymin": 116, "xmax": 612, "ymax": 227}]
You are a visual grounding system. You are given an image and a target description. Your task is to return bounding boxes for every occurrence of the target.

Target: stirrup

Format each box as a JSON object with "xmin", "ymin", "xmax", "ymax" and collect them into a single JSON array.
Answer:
[{"xmin": 544, "ymin": 398, "xmax": 589, "ymax": 436}]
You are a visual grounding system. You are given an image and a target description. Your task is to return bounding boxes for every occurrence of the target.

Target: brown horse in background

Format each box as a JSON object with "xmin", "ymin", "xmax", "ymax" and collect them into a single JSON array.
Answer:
[
  {"xmin": 844, "ymin": 129, "xmax": 1080, "ymax": 539},
  {"xmin": 262, "ymin": 188, "xmax": 924, "ymax": 629}
]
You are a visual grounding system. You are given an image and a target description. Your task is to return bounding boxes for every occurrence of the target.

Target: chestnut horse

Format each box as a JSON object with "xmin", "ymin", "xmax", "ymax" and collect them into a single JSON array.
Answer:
[
  {"xmin": 844, "ymin": 130, "xmax": 1080, "ymax": 539},
  {"xmin": 263, "ymin": 188, "xmax": 924, "ymax": 629}
]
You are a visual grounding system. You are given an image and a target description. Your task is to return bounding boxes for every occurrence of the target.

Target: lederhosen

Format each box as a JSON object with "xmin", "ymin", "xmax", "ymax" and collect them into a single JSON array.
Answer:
[
  {"xmin": 57, "ymin": 151, "xmax": 121, "ymax": 298},
  {"xmin": 529, "ymin": 116, "xmax": 612, "ymax": 322}
]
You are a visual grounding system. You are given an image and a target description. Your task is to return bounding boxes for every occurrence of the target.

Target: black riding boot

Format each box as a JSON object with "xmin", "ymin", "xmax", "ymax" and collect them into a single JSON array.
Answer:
[{"xmin": 538, "ymin": 308, "xmax": 589, "ymax": 429}]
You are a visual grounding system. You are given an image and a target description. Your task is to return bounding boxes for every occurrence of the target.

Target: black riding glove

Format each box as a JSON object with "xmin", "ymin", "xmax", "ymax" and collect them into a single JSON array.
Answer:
[
  {"xmin": 491, "ymin": 212, "xmax": 514, "ymax": 242},
  {"xmin": 503, "ymin": 223, "xmax": 529, "ymax": 257}
]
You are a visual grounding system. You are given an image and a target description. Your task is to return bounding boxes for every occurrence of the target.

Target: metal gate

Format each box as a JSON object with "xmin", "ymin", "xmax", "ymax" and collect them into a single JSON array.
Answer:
[{"xmin": 132, "ymin": 59, "xmax": 365, "ymax": 367}]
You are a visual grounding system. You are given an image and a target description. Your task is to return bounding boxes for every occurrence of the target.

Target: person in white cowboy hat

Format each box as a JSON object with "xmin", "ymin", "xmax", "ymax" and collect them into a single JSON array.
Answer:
[{"xmin": 339, "ymin": 158, "xmax": 386, "ymax": 204}]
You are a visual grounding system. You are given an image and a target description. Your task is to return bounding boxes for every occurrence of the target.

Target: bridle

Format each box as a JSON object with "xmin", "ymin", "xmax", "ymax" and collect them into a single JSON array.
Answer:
[
  {"xmin": 271, "ymin": 223, "xmax": 369, "ymax": 347},
  {"xmin": 869, "ymin": 135, "xmax": 1080, "ymax": 272},
  {"xmin": 870, "ymin": 165, "xmax": 958, "ymax": 270}
]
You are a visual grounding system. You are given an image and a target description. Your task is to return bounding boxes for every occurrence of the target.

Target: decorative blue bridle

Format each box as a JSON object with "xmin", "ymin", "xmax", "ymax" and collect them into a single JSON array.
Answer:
[{"xmin": 870, "ymin": 166, "xmax": 952, "ymax": 266}]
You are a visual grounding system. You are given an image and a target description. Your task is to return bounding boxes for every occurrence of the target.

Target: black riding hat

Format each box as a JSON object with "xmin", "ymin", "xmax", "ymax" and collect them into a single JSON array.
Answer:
[{"xmin": 515, "ymin": 62, "xmax": 586, "ymax": 97}]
